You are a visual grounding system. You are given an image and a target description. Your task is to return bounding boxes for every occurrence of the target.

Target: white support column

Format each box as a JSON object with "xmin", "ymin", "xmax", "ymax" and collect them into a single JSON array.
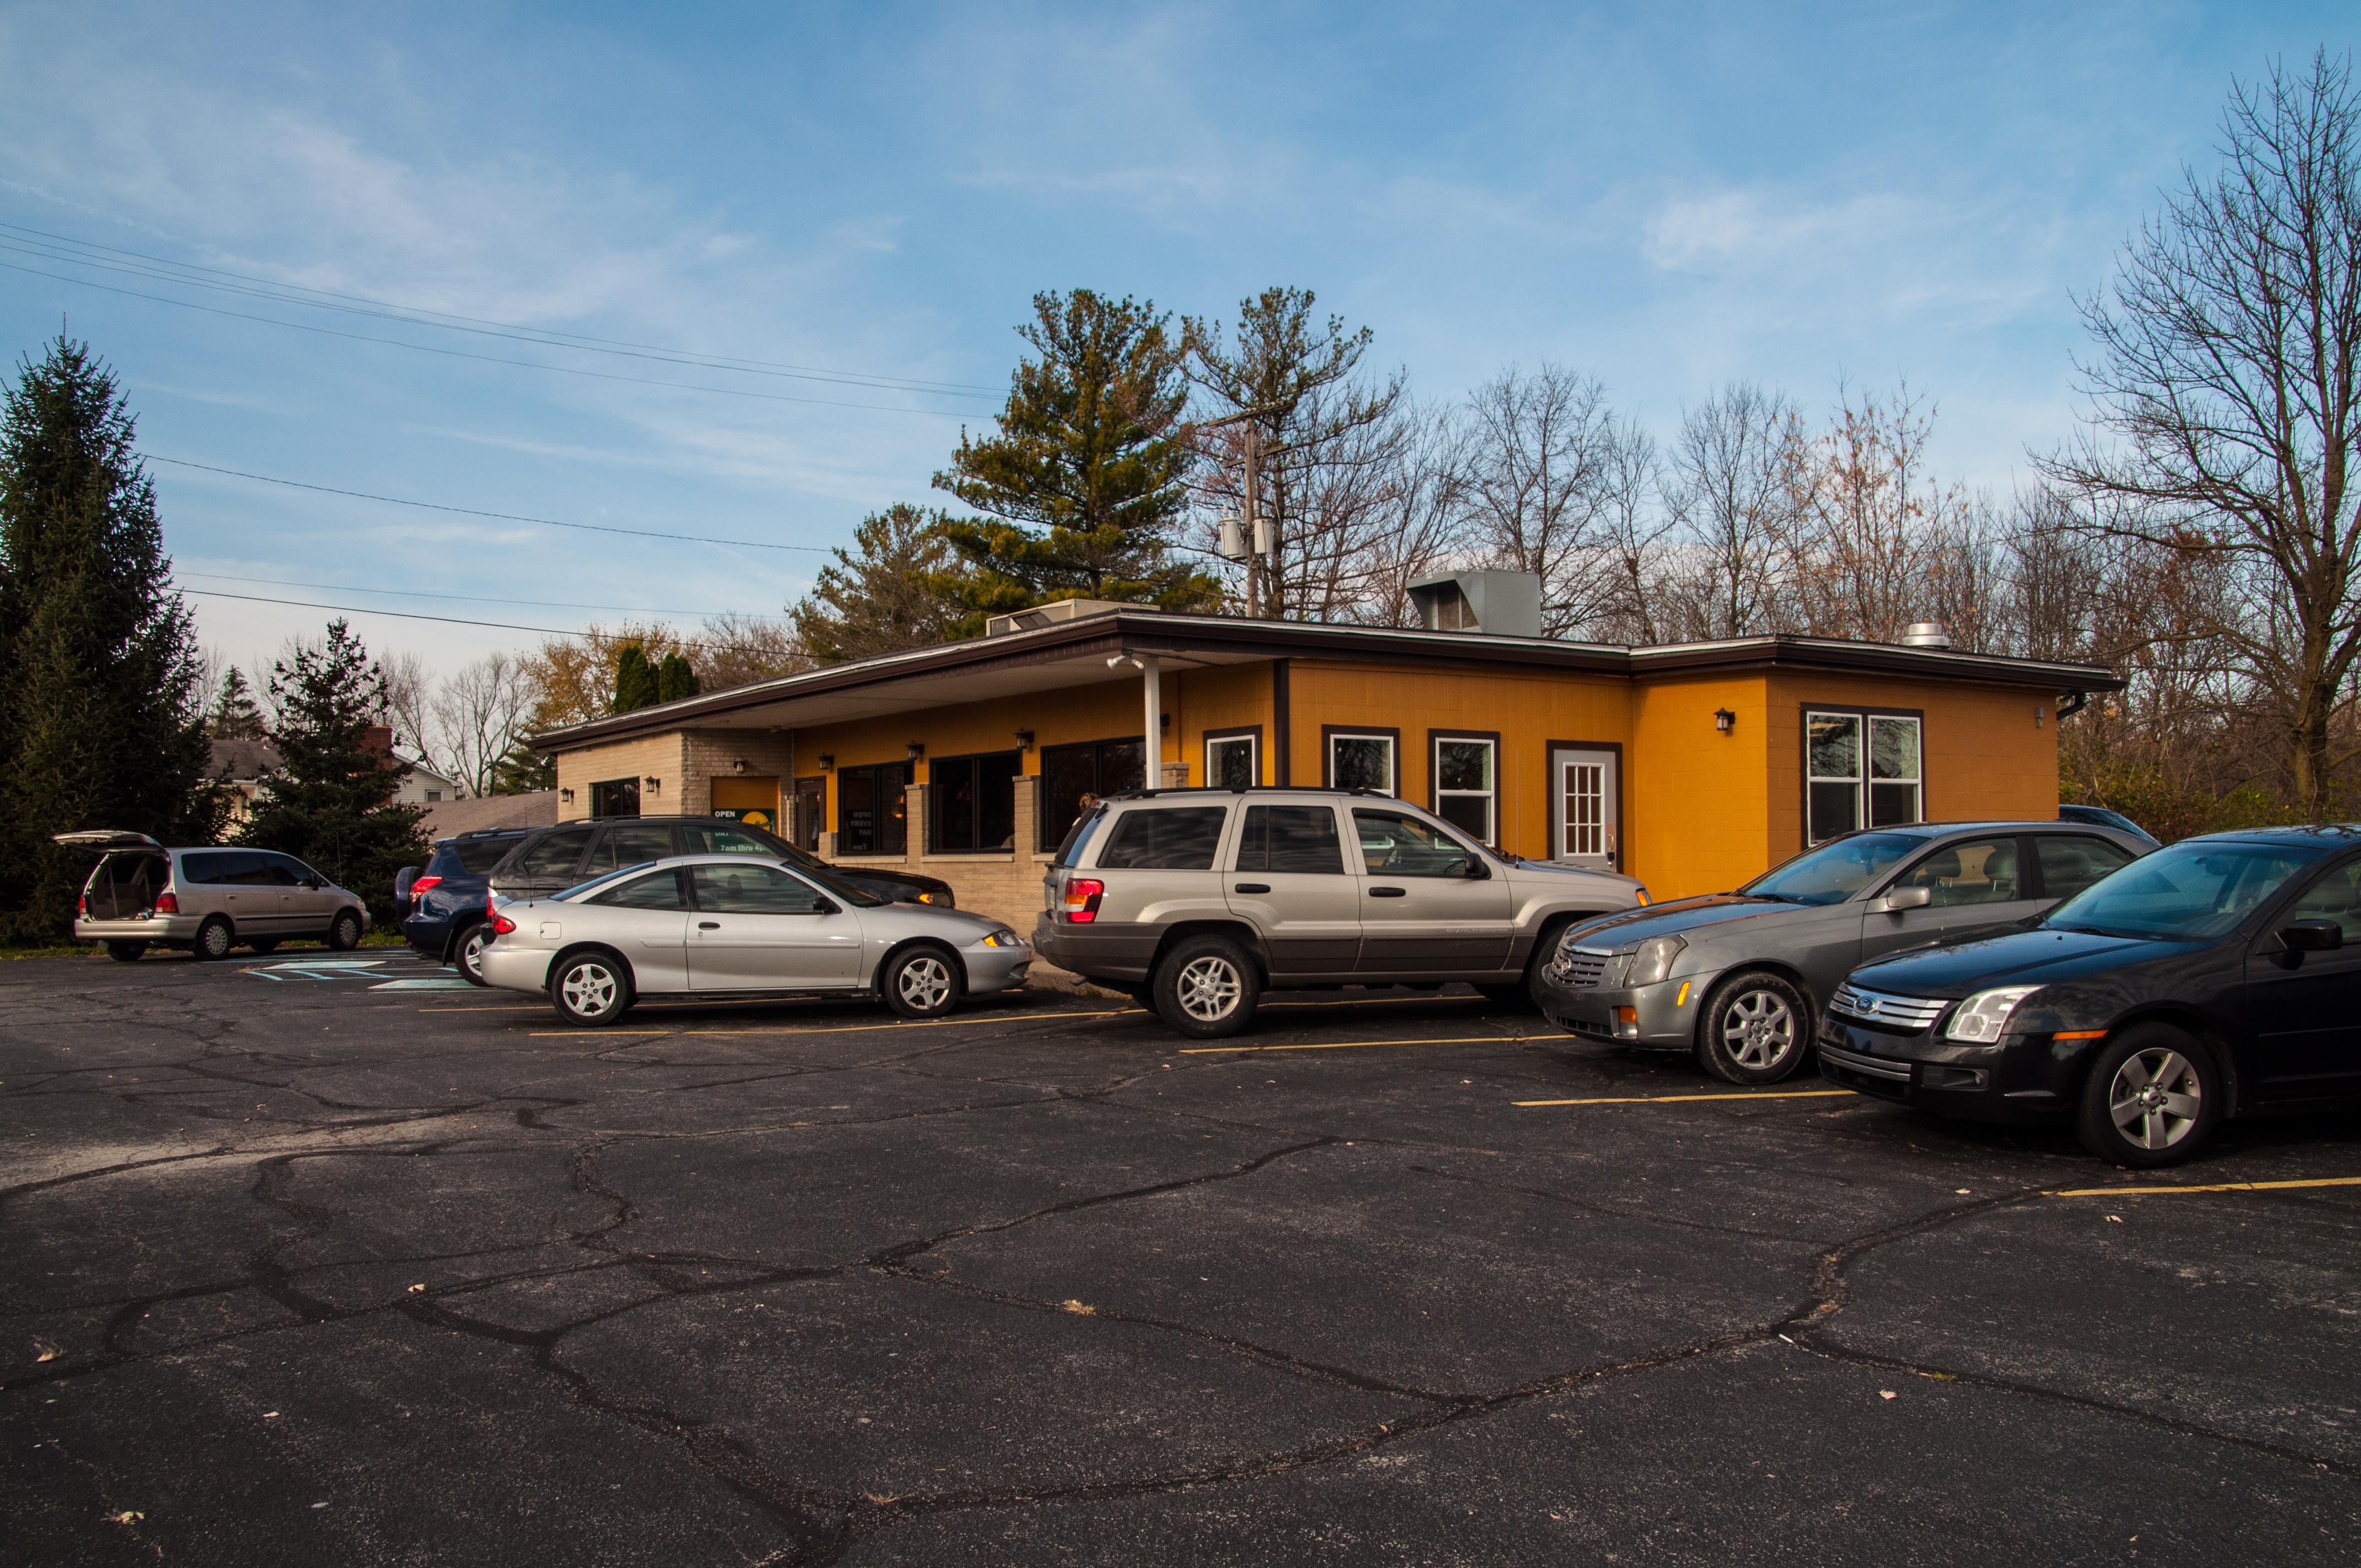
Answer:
[{"xmin": 1141, "ymin": 654, "xmax": 1162, "ymax": 788}]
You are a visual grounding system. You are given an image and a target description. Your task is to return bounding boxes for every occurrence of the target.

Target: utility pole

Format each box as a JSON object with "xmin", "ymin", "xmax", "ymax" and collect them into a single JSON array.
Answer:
[
  {"xmin": 1241, "ymin": 424, "xmax": 1260, "ymax": 619},
  {"xmin": 1192, "ymin": 401, "xmax": 1294, "ymax": 622}
]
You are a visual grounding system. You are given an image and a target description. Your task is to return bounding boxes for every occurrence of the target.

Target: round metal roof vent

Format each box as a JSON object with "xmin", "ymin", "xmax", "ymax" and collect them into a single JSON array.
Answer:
[{"xmin": 1900, "ymin": 621, "xmax": 1951, "ymax": 649}]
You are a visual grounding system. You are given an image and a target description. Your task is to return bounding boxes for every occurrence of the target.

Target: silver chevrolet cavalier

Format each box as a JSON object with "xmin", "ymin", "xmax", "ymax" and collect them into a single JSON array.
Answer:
[
  {"xmin": 477, "ymin": 853, "xmax": 1033, "ymax": 1026},
  {"xmin": 1533, "ymin": 821, "xmax": 2155, "ymax": 1084}
]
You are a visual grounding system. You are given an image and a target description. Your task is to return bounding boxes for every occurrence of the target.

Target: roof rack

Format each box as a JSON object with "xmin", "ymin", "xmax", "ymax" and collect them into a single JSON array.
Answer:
[{"xmin": 1099, "ymin": 785, "xmax": 1395, "ymax": 801}]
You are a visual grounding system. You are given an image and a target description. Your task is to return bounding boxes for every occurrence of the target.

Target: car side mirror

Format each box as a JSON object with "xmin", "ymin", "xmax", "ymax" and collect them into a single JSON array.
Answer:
[
  {"xmin": 2280, "ymin": 918, "xmax": 2343, "ymax": 953},
  {"xmin": 303, "ymin": 876, "xmax": 324, "ymax": 890},
  {"xmin": 814, "ymin": 897, "xmax": 841, "ymax": 916},
  {"xmin": 1461, "ymin": 859, "xmax": 1490, "ymax": 880},
  {"xmin": 1883, "ymin": 885, "xmax": 1932, "ymax": 912}
]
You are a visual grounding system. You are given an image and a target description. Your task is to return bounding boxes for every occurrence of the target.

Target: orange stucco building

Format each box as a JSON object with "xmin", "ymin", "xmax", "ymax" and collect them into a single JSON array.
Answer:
[{"xmin": 535, "ymin": 605, "xmax": 2118, "ymax": 930}]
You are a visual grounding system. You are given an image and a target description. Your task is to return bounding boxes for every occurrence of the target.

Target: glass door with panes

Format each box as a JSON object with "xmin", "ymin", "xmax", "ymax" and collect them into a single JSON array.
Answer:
[
  {"xmin": 1550, "ymin": 746, "xmax": 1619, "ymax": 869},
  {"xmin": 1037, "ymin": 738, "xmax": 1145, "ymax": 851}
]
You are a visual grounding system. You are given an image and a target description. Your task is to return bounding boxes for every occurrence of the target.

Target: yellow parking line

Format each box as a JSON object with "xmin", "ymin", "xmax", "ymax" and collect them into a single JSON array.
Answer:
[
  {"xmin": 2048, "ymin": 1175, "xmax": 2361, "ymax": 1199},
  {"xmin": 530, "ymin": 1007, "xmax": 1132, "ymax": 1038},
  {"xmin": 1514, "ymin": 1090, "xmax": 1855, "ymax": 1107},
  {"xmin": 1179, "ymin": 1035, "xmax": 1511, "ymax": 1054}
]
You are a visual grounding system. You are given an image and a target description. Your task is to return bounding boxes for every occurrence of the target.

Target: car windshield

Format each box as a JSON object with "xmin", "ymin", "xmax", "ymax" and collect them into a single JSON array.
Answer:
[
  {"xmin": 1740, "ymin": 832, "xmax": 1923, "ymax": 906},
  {"xmin": 2041, "ymin": 840, "xmax": 2322, "ymax": 941}
]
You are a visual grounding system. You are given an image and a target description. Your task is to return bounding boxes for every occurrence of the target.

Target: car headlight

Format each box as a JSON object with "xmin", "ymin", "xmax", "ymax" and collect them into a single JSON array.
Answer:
[
  {"xmin": 1625, "ymin": 933, "xmax": 1686, "ymax": 987},
  {"xmin": 918, "ymin": 890, "xmax": 952, "ymax": 906},
  {"xmin": 980, "ymin": 928, "xmax": 1024, "ymax": 948},
  {"xmin": 1945, "ymin": 986, "xmax": 2043, "ymax": 1042},
  {"xmin": 1634, "ymin": 887, "xmax": 1650, "ymax": 906}
]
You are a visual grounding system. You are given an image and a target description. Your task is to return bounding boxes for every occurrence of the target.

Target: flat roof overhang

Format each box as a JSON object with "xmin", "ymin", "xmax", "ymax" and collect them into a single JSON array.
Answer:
[{"xmin": 532, "ymin": 611, "xmax": 2124, "ymax": 751}]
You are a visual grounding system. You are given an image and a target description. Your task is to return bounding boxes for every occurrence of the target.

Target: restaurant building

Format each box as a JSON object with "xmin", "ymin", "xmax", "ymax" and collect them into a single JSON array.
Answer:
[{"xmin": 531, "ymin": 576, "xmax": 2120, "ymax": 928}]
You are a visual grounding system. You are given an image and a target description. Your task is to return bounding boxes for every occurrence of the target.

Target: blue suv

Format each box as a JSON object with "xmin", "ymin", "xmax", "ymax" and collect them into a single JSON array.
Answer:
[{"xmin": 396, "ymin": 829, "xmax": 534, "ymax": 984}]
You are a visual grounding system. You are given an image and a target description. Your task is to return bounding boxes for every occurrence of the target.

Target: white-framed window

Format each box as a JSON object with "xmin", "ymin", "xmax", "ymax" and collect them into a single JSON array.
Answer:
[
  {"xmin": 1806, "ymin": 709, "xmax": 1923, "ymax": 845},
  {"xmin": 1432, "ymin": 735, "xmax": 1497, "ymax": 843},
  {"xmin": 1205, "ymin": 732, "xmax": 1259, "ymax": 790},
  {"xmin": 1326, "ymin": 731, "xmax": 1395, "ymax": 794}
]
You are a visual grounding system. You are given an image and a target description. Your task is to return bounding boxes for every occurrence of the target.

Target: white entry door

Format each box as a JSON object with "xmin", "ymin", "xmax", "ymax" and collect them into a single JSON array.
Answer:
[{"xmin": 1551, "ymin": 747, "xmax": 1620, "ymax": 870}]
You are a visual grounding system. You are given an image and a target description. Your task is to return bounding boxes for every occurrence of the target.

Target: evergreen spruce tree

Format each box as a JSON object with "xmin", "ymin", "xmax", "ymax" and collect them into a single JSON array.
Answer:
[
  {"xmin": 0, "ymin": 336, "xmax": 218, "ymax": 943},
  {"xmin": 612, "ymin": 643, "xmax": 659, "ymax": 713},
  {"xmin": 655, "ymin": 652, "xmax": 699, "ymax": 704},
  {"xmin": 489, "ymin": 739, "xmax": 556, "ymax": 794},
  {"xmin": 207, "ymin": 665, "xmax": 267, "ymax": 739},
  {"xmin": 932, "ymin": 290, "xmax": 1218, "ymax": 613},
  {"xmin": 236, "ymin": 620, "xmax": 426, "ymax": 927},
  {"xmin": 790, "ymin": 504, "xmax": 991, "ymax": 660}
]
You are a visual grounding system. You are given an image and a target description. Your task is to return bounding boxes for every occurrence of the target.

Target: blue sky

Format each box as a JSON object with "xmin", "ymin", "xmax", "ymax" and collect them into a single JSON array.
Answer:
[{"xmin": 0, "ymin": 1, "xmax": 2348, "ymax": 676}]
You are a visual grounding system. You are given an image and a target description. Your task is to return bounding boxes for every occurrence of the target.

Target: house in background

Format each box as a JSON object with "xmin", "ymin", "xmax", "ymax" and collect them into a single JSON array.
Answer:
[
  {"xmin": 527, "ymin": 577, "xmax": 2122, "ymax": 930},
  {"xmin": 207, "ymin": 737, "xmax": 281, "ymax": 828}
]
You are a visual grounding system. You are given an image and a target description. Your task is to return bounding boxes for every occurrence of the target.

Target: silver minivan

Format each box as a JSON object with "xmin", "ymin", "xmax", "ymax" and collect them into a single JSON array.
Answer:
[{"xmin": 61, "ymin": 831, "xmax": 370, "ymax": 961}]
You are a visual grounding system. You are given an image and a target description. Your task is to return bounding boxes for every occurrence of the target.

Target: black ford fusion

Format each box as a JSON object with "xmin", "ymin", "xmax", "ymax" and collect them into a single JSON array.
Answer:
[{"xmin": 1819, "ymin": 827, "xmax": 2361, "ymax": 1166}]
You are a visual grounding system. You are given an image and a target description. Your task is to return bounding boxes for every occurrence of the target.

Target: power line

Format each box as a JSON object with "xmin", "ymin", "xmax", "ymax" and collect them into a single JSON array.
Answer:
[
  {"xmin": 143, "ymin": 452, "xmax": 837, "ymax": 553},
  {"xmin": 0, "ymin": 223, "xmax": 1003, "ymax": 398},
  {"xmin": 0, "ymin": 258, "xmax": 984, "ymax": 418},
  {"xmin": 175, "ymin": 570, "xmax": 740, "ymax": 617},
  {"xmin": 180, "ymin": 587, "xmax": 798, "ymax": 656}
]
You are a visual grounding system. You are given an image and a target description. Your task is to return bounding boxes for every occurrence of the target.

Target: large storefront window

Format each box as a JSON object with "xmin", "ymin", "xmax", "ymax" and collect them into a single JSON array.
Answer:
[
  {"xmin": 931, "ymin": 750, "xmax": 1020, "ymax": 852},
  {"xmin": 838, "ymin": 761, "xmax": 911, "ymax": 855},
  {"xmin": 1038, "ymin": 738, "xmax": 1145, "ymax": 852},
  {"xmin": 1805, "ymin": 709, "xmax": 1923, "ymax": 845}
]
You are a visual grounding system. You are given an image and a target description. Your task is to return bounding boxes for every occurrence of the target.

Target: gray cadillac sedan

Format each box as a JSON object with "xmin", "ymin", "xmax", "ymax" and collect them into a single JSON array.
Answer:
[
  {"xmin": 478, "ymin": 853, "xmax": 1033, "ymax": 1026},
  {"xmin": 1534, "ymin": 821, "xmax": 2155, "ymax": 1083}
]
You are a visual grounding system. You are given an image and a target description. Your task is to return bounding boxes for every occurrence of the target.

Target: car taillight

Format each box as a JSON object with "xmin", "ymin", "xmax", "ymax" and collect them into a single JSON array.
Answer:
[
  {"xmin": 154, "ymin": 890, "xmax": 178, "ymax": 915},
  {"xmin": 487, "ymin": 891, "xmax": 498, "ymax": 917},
  {"xmin": 1063, "ymin": 878, "xmax": 1104, "ymax": 923},
  {"xmin": 489, "ymin": 912, "xmax": 516, "ymax": 935},
  {"xmin": 77, "ymin": 892, "xmax": 88, "ymax": 918},
  {"xmin": 411, "ymin": 875, "xmax": 442, "ymax": 897}
]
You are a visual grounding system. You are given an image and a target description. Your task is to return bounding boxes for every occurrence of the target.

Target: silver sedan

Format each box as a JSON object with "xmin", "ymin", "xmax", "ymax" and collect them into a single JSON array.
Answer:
[{"xmin": 477, "ymin": 854, "xmax": 1032, "ymax": 1026}]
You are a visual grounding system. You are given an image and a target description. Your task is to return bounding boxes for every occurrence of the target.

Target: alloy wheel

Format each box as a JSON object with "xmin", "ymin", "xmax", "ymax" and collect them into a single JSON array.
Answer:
[
  {"xmin": 897, "ymin": 954, "xmax": 953, "ymax": 1012},
  {"xmin": 562, "ymin": 962, "xmax": 617, "ymax": 1018},
  {"xmin": 459, "ymin": 926, "xmax": 490, "ymax": 983},
  {"xmin": 1176, "ymin": 955, "xmax": 1242, "ymax": 1022},
  {"xmin": 2109, "ymin": 1047, "xmax": 2202, "ymax": 1151},
  {"xmin": 1718, "ymin": 989, "xmax": 1796, "ymax": 1070}
]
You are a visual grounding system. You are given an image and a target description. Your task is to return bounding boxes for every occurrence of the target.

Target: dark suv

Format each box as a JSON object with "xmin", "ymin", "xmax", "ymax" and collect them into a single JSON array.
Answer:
[
  {"xmin": 486, "ymin": 816, "xmax": 954, "ymax": 911},
  {"xmin": 398, "ymin": 829, "xmax": 535, "ymax": 983}
]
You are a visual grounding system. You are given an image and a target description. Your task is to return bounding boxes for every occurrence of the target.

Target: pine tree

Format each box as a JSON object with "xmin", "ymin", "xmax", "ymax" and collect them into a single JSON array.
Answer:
[
  {"xmin": 932, "ymin": 290, "xmax": 1218, "ymax": 612},
  {"xmin": 612, "ymin": 643, "xmax": 658, "ymax": 713},
  {"xmin": 0, "ymin": 336, "xmax": 219, "ymax": 943},
  {"xmin": 236, "ymin": 620, "xmax": 426, "ymax": 927},
  {"xmin": 655, "ymin": 652, "xmax": 699, "ymax": 704},
  {"xmin": 790, "ymin": 504, "xmax": 984, "ymax": 661},
  {"xmin": 208, "ymin": 665, "xmax": 267, "ymax": 739},
  {"xmin": 489, "ymin": 739, "xmax": 556, "ymax": 794}
]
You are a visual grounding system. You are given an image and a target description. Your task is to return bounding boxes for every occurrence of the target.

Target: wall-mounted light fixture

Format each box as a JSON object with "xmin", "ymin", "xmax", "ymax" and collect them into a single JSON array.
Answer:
[
  {"xmin": 906, "ymin": 742, "xmax": 924, "ymax": 761},
  {"xmin": 1013, "ymin": 728, "xmax": 1035, "ymax": 748},
  {"xmin": 1713, "ymin": 707, "xmax": 1737, "ymax": 734},
  {"xmin": 559, "ymin": 787, "xmax": 574, "ymax": 804},
  {"xmin": 732, "ymin": 757, "xmax": 749, "ymax": 773},
  {"xmin": 644, "ymin": 776, "xmax": 662, "ymax": 793},
  {"xmin": 817, "ymin": 753, "xmax": 834, "ymax": 770},
  {"xmin": 2034, "ymin": 706, "xmax": 2046, "ymax": 729}
]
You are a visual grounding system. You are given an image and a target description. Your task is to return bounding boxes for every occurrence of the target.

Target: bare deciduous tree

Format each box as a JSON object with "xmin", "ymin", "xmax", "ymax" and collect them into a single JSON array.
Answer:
[
  {"xmin": 1656, "ymin": 383, "xmax": 1805, "ymax": 641},
  {"xmin": 2041, "ymin": 50, "xmax": 2361, "ymax": 814}
]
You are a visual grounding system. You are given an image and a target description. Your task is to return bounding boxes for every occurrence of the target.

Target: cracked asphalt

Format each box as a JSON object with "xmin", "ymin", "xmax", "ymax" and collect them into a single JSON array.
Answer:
[{"xmin": 3, "ymin": 949, "xmax": 2357, "ymax": 1566}]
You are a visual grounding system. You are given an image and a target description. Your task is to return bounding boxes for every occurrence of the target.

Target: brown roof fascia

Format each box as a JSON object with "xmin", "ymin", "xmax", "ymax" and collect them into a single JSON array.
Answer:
[{"xmin": 532, "ymin": 612, "xmax": 2120, "ymax": 749}]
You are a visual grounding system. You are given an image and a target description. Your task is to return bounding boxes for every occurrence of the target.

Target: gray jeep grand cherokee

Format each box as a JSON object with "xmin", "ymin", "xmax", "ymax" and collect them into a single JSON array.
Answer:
[{"xmin": 1032, "ymin": 788, "xmax": 1648, "ymax": 1038}]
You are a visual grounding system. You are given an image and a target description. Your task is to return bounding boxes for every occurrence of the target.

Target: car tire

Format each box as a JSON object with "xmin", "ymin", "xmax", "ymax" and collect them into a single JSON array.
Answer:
[
  {"xmin": 1154, "ymin": 934, "xmax": 1260, "ymax": 1039},
  {"xmin": 246, "ymin": 939, "xmax": 279, "ymax": 954},
  {"xmin": 105, "ymin": 941, "xmax": 146, "ymax": 963},
  {"xmin": 2076, "ymin": 1025, "xmax": 2219, "ymax": 1167},
  {"xmin": 882, "ymin": 944, "xmax": 962, "ymax": 1019},
  {"xmin": 452, "ymin": 922, "xmax": 492, "ymax": 986},
  {"xmin": 327, "ymin": 910, "xmax": 363, "ymax": 951},
  {"xmin": 549, "ymin": 950, "xmax": 633, "ymax": 1026},
  {"xmin": 194, "ymin": 916, "xmax": 234, "ymax": 962},
  {"xmin": 1695, "ymin": 970, "xmax": 1811, "ymax": 1084}
]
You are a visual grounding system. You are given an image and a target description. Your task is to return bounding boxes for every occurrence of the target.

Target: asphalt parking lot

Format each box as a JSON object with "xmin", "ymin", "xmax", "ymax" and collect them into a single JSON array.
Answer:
[{"xmin": 3, "ymin": 950, "xmax": 2357, "ymax": 1566}]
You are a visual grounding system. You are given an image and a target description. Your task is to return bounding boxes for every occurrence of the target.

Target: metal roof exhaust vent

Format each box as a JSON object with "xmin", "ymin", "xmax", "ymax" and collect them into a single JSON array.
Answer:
[
  {"xmin": 1900, "ymin": 621, "xmax": 1952, "ymax": 649},
  {"xmin": 1407, "ymin": 570, "xmax": 1543, "ymax": 639}
]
